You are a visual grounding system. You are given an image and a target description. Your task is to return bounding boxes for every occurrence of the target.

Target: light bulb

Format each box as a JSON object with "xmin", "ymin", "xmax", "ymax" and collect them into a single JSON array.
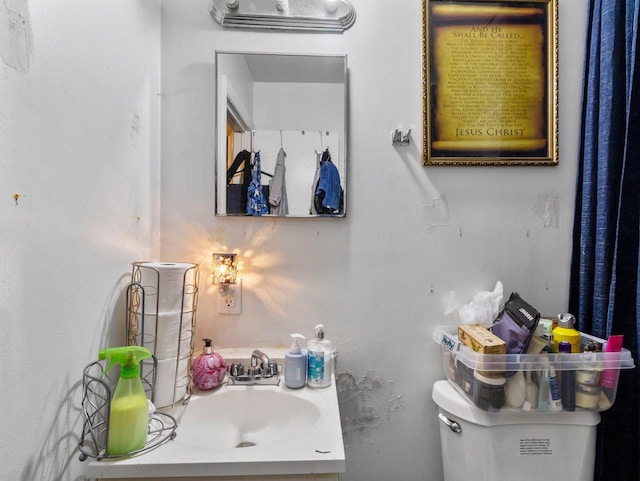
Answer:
[{"xmin": 325, "ymin": 0, "xmax": 338, "ymax": 13}]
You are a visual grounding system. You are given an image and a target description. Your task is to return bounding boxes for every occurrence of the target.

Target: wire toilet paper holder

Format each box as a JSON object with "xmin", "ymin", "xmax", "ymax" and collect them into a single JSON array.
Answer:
[{"xmin": 126, "ymin": 261, "xmax": 200, "ymax": 408}]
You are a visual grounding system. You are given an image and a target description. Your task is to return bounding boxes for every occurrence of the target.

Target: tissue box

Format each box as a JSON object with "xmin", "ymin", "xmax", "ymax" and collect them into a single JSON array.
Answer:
[
  {"xmin": 458, "ymin": 324, "xmax": 506, "ymax": 355},
  {"xmin": 433, "ymin": 325, "xmax": 635, "ymax": 413}
]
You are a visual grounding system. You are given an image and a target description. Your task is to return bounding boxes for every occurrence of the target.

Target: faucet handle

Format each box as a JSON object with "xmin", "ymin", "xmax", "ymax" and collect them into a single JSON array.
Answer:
[
  {"xmin": 229, "ymin": 361, "xmax": 245, "ymax": 377},
  {"xmin": 266, "ymin": 362, "xmax": 279, "ymax": 377}
]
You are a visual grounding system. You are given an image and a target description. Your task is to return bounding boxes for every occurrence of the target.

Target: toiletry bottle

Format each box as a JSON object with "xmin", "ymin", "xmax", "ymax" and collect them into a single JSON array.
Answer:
[
  {"xmin": 285, "ymin": 333, "xmax": 307, "ymax": 389},
  {"xmin": 599, "ymin": 334, "xmax": 624, "ymax": 409},
  {"xmin": 192, "ymin": 338, "xmax": 226, "ymax": 390},
  {"xmin": 98, "ymin": 346, "xmax": 152, "ymax": 455},
  {"xmin": 558, "ymin": 341, "xmax": 576, "ymax": 411},
  {"xmin": 537, "ymin": 367, "xmax": 550, "ymax": 412},
  {"xmin": 307, "ymin": 324, "xmax": 333, "ymax": 388},
  {"xmin": 539, "ymin": 318, "xmax": 555, "ymax": 346},
  {"xmin": 525, "ymin": 370, "xmax": 538, "ymax": 410},
  {"xmin": 505, "ymin": 368, "xmax": 526, "ymax": 409},
  {"xmin": 553, "ymin": 313, "xmax": 581, "ymax": 353},
  {"xmin": 473, "ymin": 371, "xmax": 506, "ymax": 411},
  {"xmin": 548, "ymin": 364, "xmax": 563, "ymax": 411}
]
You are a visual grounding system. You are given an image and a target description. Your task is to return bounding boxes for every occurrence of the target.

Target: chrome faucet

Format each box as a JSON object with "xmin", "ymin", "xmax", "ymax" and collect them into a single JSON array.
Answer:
[
  {"xmin": 251, "ymin": 349, "xmax": 276, "ymax": 375},
  {"xmin": 227, "ymin": 350, "xmax": 280, "ymax": 385}
]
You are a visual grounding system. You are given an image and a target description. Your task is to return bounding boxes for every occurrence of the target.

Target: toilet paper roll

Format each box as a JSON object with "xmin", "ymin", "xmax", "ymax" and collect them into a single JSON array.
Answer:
[
  {"xmin": 133, "ymin": 311, "xmax": 194, "ymax": 360},
  {"xmin": 154, "ymin": 357, "xmax": 190, "ymax": 408},
  {"xmin": 133, "ymin": 262, "xmax": 197, "ymax": 314}
]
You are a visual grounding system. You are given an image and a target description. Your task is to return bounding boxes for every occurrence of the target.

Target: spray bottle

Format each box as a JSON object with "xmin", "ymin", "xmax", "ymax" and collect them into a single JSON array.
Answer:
[{"xmin": 99, "ymin": 346, "xmax": 152, "ymax": 455}]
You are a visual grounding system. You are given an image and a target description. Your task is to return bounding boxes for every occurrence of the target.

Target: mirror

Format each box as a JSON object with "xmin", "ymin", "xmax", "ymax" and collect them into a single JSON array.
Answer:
[{"xmin": 215, "ymin": 51, "xmax": 347, "ymax": 217}]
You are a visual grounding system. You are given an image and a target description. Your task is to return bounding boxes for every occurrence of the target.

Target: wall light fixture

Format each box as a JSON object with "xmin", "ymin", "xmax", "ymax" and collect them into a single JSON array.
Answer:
[
  {"xmin": 209, "ymin": 0, "xmax": 355, "ymax": 32},
  {"xmin": 212, "ymin": 253, "xmax": 242, "ymax": 315}
]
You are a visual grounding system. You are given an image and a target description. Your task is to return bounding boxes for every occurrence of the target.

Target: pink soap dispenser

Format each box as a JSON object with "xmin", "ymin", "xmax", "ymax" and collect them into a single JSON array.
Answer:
[{"xmin": 192, "ymin": 338, "xmax": 226, "ymax": 390}]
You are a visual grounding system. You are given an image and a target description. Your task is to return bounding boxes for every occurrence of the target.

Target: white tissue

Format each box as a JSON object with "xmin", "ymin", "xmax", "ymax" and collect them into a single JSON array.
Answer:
[
  {"xmin": 154, "ymin": 357, "xmax": 190, "ymax": 408},
  {"xmin": 459, "ymin": 281, "xmax": 504, "ymax": 327},
  {"xmin": 135, "ymin": 262, "xmax": 197, "ymax": 314},
  {"xmin": 133, "ymin": 310, "xmax": 194, "ymax": 360}
]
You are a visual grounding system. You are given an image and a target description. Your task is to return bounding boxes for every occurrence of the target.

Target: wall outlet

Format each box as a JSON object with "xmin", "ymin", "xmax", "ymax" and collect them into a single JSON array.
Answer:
[
  {"xmin": 223, "ymin": 295, "xmax": 235, "ymax": 308},
  {"xmin": 218, "ymin": 280, "xmax": 242, "ymax": 315}
]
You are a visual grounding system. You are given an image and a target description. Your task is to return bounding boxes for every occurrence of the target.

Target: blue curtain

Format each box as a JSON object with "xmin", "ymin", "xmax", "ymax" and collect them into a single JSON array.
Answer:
[{"xmin": 569, "ymin": 1, "xmax": 640, "ymax": 480}]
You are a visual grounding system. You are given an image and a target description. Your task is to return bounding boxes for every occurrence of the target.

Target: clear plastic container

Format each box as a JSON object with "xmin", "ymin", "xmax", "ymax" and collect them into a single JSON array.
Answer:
[{"xmin": 433, "ymin": 325, "xmax": 635, "ymax": 413}]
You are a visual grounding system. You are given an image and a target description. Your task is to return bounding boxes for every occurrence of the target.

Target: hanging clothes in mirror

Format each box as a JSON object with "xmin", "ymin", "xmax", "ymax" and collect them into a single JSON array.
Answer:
[
  {"xmin": 269, "ymin": 146, "xmax": 289, "ymax": 215},
  {"xmin": 247, "ymin": 151, "xmax": 269, "ymax": 216},
  {"xmin": 313, "ymin": 148, "xmax": 343, "ymax": 215},
  {"xmin": 309, "ymin": 150, "xmax": 322, "ymax": 215},
  {"xmin": 226, "ymin": 149, "xmax": 251, "ymax": 214}
]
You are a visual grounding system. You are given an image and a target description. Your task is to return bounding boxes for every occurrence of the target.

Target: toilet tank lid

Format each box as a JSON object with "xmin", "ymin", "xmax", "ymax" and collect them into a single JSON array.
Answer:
[{"xmin": 431, "ymin": 380, "xmax": 601, "ymax": 427}]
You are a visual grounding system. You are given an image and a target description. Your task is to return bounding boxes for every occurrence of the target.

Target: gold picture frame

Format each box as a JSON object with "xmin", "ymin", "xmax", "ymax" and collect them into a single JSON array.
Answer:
[{"xmin": 422, "ymin": 0, "xmax": 558, "ymax": 165}]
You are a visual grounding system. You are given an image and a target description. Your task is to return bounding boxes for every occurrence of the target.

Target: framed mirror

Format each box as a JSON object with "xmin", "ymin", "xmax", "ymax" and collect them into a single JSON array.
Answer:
[{"xmin": 215, "ymin": 51, "xmax": 348, "ymax": 217}]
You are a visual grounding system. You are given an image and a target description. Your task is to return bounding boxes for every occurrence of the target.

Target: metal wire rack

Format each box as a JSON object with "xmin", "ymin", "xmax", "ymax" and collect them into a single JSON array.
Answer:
[
  {"xmin": 126, "ymin": 262, "xmax": 199, "ymax": 408},
  {"xmin": 78, "ymin": 358, "xmax": 177, "ymax": 461}
]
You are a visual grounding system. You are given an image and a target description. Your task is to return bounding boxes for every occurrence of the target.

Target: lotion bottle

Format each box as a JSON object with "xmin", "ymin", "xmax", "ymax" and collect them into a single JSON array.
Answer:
[
  {"xmin": 525, "ymin": 370, "xmax": 539, "ymax": 410},
  {"xmin": 307, "ymin": 324, "xmax": 333, "ymax": 388},
  {"xmin": 285, "ymin": 333, "xmax": 307, "ymax": 389},
  {"xmin": 192, "ymin": 339, "xmax": 226, "ymax": 390},
  {"xmin": 505, "ymin": 368, "xmax": 526, "ymax": 409}
]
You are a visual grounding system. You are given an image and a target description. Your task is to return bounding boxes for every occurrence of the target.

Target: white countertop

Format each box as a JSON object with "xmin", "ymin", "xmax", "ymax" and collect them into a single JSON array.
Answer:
[{"xmin": 86, "ymin": 355, "xmax": 344, "ymax": 479}]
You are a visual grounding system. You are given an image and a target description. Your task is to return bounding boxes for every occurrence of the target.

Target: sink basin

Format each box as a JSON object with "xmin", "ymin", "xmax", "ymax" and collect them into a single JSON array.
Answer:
[
  {"xmin": 86, "ymin": 363, "xmax": 345, "ymax": 480},
  {"xmin": 177, "ymin": 386, "xmax": 322, "ymax": 449}
]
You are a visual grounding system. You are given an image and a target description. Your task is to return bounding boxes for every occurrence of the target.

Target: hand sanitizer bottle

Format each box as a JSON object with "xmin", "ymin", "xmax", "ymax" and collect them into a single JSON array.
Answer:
[
  {"xmin": 307, "ymin": 324, "xmax": 333, "ymax": 388},
  {"xmin": 285, "ymin": 333, "xmax": 307, "ymax": 389}
]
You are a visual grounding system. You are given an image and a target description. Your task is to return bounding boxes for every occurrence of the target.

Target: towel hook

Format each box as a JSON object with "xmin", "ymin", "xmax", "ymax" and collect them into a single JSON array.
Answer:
[{"xmin": 392, "ymin": 128, "xmax": 411, "ymax": 146}]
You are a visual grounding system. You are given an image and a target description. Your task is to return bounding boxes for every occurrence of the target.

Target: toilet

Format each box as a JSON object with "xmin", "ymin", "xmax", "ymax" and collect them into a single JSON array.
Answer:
[{"xmin": 432, "ymin": 380, "xmax": 600, "ymax": 481}]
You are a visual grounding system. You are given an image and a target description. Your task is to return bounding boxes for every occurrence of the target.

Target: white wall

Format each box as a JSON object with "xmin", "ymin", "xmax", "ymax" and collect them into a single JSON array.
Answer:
[
  {"xmin": 254, "ymin": 82, "xmax": 345, "ymax": 132},
  {"xmin": 218, "ymin": 53, "xmax": 255, "ymax": 126},
  {"xmin": 0, "ymin": 1, "xmax": 160, "ymax": 479},
  {"xmin": 161, "ymin": 1, "xmax": 587, "ymax": 480}
]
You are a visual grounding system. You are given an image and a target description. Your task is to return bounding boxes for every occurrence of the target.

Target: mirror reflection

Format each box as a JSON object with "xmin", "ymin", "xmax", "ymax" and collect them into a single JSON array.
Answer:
[{"xmin": 215, "ymin": 52, "xmax": 347, "ymax": 217}]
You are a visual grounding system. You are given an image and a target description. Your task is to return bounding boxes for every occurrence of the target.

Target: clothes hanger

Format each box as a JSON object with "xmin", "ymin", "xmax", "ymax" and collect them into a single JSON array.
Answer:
[{"xmin": 315, "ymin": 130, "xmax": 324, "ymax": 156}]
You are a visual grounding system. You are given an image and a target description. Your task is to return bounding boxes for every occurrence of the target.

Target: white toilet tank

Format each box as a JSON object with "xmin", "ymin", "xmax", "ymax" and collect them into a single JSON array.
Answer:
[{"xmin": 432, "ymin": 380, "xmax": 600, "ymax": 481}]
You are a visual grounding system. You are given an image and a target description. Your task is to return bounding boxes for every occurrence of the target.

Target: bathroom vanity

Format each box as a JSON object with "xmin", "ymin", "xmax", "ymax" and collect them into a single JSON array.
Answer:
[{"xmin": 85, "ymin": 351, "xmax": 345, "ymax": 481}]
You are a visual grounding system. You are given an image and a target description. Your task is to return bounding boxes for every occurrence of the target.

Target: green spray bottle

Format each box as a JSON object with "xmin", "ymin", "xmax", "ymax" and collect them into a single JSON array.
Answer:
[{"xmin": 99, "ymin": 346, "xmax": 152, "ymax": 455}]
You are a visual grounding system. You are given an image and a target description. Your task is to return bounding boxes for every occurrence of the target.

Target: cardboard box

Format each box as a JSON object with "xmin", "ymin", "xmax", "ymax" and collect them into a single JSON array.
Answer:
[{"xmin": 458, "ymin": 324, "xmax": 506, "ymax": 355}]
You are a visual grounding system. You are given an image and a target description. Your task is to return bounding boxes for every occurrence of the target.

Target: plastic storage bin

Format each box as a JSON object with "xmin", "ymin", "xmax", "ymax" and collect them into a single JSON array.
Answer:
[{"xmin": 433, "ymin": 326, "xmax": 635, "ymax": 413}]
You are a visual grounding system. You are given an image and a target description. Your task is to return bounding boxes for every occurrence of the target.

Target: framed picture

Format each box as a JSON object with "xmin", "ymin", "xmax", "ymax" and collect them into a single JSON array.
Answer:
[{"xmin": 422, "ymin": 0, "xmax": 558, "ymax": 165}]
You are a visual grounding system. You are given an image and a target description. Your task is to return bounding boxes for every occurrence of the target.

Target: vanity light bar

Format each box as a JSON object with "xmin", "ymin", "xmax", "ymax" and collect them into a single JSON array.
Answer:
[{"xmin": 210, "ymin": 0, "xmax": 356, "ymax": 32}]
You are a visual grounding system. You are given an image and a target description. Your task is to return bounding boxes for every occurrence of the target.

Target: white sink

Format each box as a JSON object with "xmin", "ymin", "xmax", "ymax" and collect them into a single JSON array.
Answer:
[
  {"xmin": 179, "ymin": 386, "xmax": 322, "ymax": 449},
  {"xmin": 86, "ymin": 367, "xmax": 345, "ymax": 480}
]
